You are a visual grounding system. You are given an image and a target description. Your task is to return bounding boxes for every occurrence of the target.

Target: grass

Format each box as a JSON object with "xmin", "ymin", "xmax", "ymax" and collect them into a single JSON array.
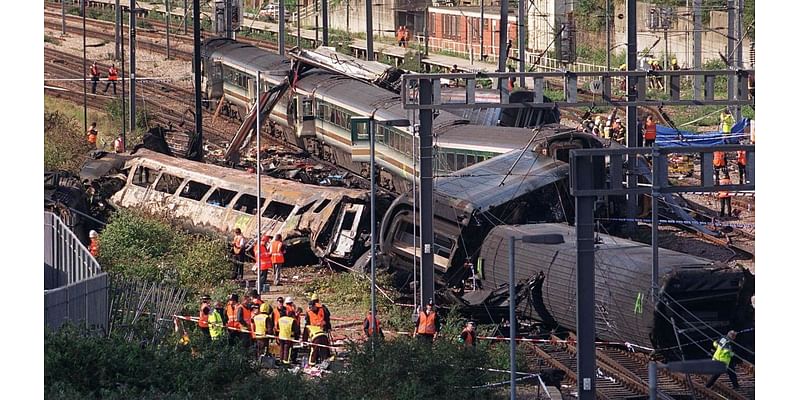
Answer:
[
  {"xmin": 45, "ymin": 34, "xmax": 61, "ymax": 45},
  {"xmin": 44, "ymin": 95, "xmax": 119, "ymax": 151}
]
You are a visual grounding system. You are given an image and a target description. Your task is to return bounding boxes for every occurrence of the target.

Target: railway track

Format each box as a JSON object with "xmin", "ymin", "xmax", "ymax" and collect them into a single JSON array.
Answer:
[{"xmin": 522, "ymin": 334, "xmax": 755, "ymax": 399}]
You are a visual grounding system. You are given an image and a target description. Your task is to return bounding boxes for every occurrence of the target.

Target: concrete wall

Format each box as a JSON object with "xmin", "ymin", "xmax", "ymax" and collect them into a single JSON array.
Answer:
[
  {"xmin": 613, "ymin": 2, "xmax": 753, "ymax": 68},
  {"xmin": 321, "ymin": 0, "xmax": 408, "ymax": 39}
]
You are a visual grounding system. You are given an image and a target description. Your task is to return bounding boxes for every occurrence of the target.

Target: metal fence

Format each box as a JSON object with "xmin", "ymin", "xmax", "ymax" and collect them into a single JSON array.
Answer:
[
  {"xmin": 45, "ymin": 211, "xmax": 101, "ymax": 289},
  {"xmin": 44, "ymin": 211, "xmax": 109, "ymax": 333}
]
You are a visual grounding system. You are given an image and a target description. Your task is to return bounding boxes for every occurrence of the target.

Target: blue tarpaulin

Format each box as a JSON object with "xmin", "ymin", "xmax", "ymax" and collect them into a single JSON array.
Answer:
[{"xmin": 655, "ymin": 118, "xmax": 750, "ymax": 147}]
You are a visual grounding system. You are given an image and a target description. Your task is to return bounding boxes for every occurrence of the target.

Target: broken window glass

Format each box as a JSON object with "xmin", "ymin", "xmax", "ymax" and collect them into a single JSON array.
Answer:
[
  {"xmin": 179, "ymin": 180, "xmax": 211, "ymax": 201},
  {"xmin": 154, "ymin": 173, "xmax": 183, "ymax": 194},
  {"xmin": 206, "ymin": 187, "xmax": 238, "ymax": 208},
  {"xmin": 263, "ymin": 200, "xmax": 294, "ymax": 221},
  {"xmin": 232, "ymin": 194, "xmax": 265, "ymax": 215},
  {"xmin": 313, "ymin": 199, "xmax": 331, "ymax": 213},
  {"xmin": 340, "ymin": 211, "xmax": 356, "ymax": 231},
  {"xmin": 132, "ymin": 166, "xmax": 158, "ymax": 188},
  {"xmin": 433, "ymin": 234, "xmax": 455, "ymax": 259}
]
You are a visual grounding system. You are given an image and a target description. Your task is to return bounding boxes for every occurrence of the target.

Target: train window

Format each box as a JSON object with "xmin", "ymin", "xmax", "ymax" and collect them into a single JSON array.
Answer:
[
  {"xmin": 313, "ymin": 199, "xmax": 331, "ymax": 213},
  {"xmin": 132, "ymin": 166, "xmax": 158, "ymax": 188},
  {"xmin": 206, "ymin": 187, "xmax": 237, "ymax": 208},
  {"xmin": 445, "ymin": 153, "xmax": 456, "ymax": 171},
  {"xmin": 302, "ymin": 98, "xmax": 314, "ymax": 118},
  {"xmin": 263, "ymin": 201, "xmax": 294, "ymax": 221},
  {"xmin": 466, "ymin": 154, "xmax": 476, "ymax": 166},
  {"xmin": 296, "ymin": 201, "xmax": 315, "ymax": 215},
  {"xmin": 340, "ymin": 211, "xmax": 356, "ymax": 231},
  {"xmin": 316, "ymin": 103, "xmax": 328, "ymax": 120},
  {"xmin": 433, "ymin": 234, "xmax": 455, "ymax": 259},
  {"xmin": 232, "ymin": 194, "xmax": 265, "ymax": 215},
  {"xmin": 179, "ymin": 181, "xmax": 211, "ymax": 201},
  {"xmin": 154, "ymin": 173, "xmax": 182, "ymax": 194},
  {"xmin": 456, "ymin": 154, "xmax": 467, "ymax": 170},
  {"xmin": 394, "ymin": 221, "xmax": 419, "ymax": 244}
]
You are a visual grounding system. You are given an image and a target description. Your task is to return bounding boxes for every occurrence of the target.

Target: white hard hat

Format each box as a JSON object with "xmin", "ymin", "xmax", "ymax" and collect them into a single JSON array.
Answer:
[
  {"xmin": 285, "ymin": 296, "xmax": 293, "ymax": 304},
  {"xmin": 89, "ymin": 230, "xmax": 98, "ymax": 238}
]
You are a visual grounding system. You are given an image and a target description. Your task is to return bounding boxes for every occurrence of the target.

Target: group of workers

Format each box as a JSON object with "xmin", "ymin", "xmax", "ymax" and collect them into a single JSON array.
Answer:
[
  {"xmin": 198, "ymin": 291, "xmax": 333, "ymax": 366},
  {"xmin": 396, "ymin": 26, "xmax": 411, "ymax": 48},
  {"xmin": 197, "ymin": 293, "xmax": 741, "ymax": 390},
  {"xmin": 85, "ymin": 122, "xmax": 125, "ymax": 152},
  {"xmin": 230, "ymin": 229, "xmax": 286, "ymax": 292},
  {"xmin": 89, "ymin": 61, "xmax": 120, "ymax": 95}
]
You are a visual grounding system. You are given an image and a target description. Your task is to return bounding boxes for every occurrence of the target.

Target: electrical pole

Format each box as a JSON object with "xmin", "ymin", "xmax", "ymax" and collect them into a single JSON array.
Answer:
[
  {"xmin": 82, "ymin": 0, "xmax": 87, "ymax": 134},
  {"xmin": 279, "ymin": 0, "xmax": 285, "ymax": 55},
  {"xmin": 734, "ymin": 0, "xmax": 744, "ymax": 121},
  {"xmin": 297, "ymin": 2, "xmax": 301, "ymax": 48},
  {"xmin": 369, "ymin": 118, "xmax": 377, "ymax": 342},
  {"xmin": 346, "ymin": 0, "xmax": 350, "ymax": 35},
  {"xmin": 121, "ymin": 14, "xmax": 126, "ymax": 148},
  {"xmin": 256, "ymin": 70, "xmax": 262, "ymax": 295},
  {"xmin": 574, "ymin": 155, "xmax": 597, "ymax": 400},
  {"xmin": 322, "ymin": 0, "xmax": 328, "ymax": 46},
  {"xmin": 193, "ymin": 0, "xmax": 204, "ymax": 161},
  {"xmin": 518, "ymin": 0, "xmax": 525, "ymax": 87},
  {"xmin": 315, "ymin": 0, "xmax": 319, "ymax": 43},
  {"xmin": 366, "ymin": 0, "xmax": 374, "ymax": 60},
  {"xmin": 166, "ymin": 0, "xmax": 172, "ymax": 60},
  {"xmin": 606, "ymin": 0, "xmax": 611, "ymax": 71},
  {"xmin": 184, "ymin": 0, "xmax": 188, "ymax": 34},
  {"xmin": 625, "ymin": 0, "xmax": 639, "ymax": 233},
  {"xmin": 479, "ymin": 0, "xmax": 484, "ymax": 61},
  {"xmin": 226, "ymin": 0, "xmax": 233, "ymax": 39},
  {"xmin": 424, "ymin": 6, "xmax": 429, "ymax": 57},
  {"xmin": 497, "ymin": 0, "xmax": 508, "ymax": 90},
  {"xmin": 727, "ymin": 0, "xmax": 735, "ymax": 118},
  {"xmin": 129, "ymin": 0, "xmax": 137, "ymax": 136},
  {"xmin": 693, "ymin": 0, "xmax": 702, "ymax": 99},
  {"xmin": 115, "ymin": 0, "xmax": 121, "ymax": 60},
  {"xmin": 419, "ymin": 79, "xmax": 434, "ymax": 306},
  {"xmin": 61, "ymin": 0, "xmax": 66, "ymax": 35}
]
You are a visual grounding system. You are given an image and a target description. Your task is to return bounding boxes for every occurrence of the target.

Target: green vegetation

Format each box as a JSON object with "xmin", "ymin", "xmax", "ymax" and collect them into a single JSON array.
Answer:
[
  {"xmin": 47, "ymin": 319, "xmax": 524, "ymax": 399},
  {"xmin": 97, "ymin": 209, "xmax": 232, "ymax": 293},
  {"xmin": 44, "ymin": 110, "xmax": 94, "ymax": 174},
  {"xmin": 294, "ymin": 269, "xmax": 416, "ymax": 332},
  {"xmin": 44, "ymin": 34, "xmax": 61, "ymax": 45}
]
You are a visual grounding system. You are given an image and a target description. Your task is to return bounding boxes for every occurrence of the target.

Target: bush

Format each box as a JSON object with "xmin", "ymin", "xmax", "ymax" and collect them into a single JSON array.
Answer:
[
  {"xmin": 97, "ymin": 209, "xmax": 231, "ymax": 292},
  {"xmin": 44, "ymin": 111, "xmax": 93, "ymax": 173}
]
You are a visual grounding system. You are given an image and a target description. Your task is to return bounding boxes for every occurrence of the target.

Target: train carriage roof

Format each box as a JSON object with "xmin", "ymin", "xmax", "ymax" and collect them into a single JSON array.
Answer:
[{"xmin": 204, "ymin": 37, "xmax": 291, "ymax": 74}]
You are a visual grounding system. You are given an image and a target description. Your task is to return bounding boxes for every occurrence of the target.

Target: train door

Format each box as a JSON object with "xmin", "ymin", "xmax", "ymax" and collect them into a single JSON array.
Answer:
[
  {"xmin": 295, "ymin": 95, "xmax": 315, "ymax": 137},
  {"xmin": 329, "ymin": 203, "xmax": 365, "ymax": 259},
  {"xmin": 207, "ymin": 61, "xmax": 223, "ymax": 101}
]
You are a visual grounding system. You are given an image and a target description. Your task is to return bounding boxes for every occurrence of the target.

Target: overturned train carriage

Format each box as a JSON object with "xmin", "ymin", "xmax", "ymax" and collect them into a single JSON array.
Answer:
[
  {"xmin": 476, "ymin": 223, "xmax": 755, "ymax": 362},
  {"xmin": 379, "ymin": 130, "xmax": 601, "ymax": 287},
  {"xmin": 88, "ymin": 149, "xmax": 372, "ymax": 264}
]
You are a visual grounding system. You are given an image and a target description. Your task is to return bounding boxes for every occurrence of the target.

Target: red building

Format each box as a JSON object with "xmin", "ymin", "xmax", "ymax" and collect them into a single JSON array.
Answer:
[{"xmin": 426, "ymin": 6, "xmax": 518, "ymax": 61}]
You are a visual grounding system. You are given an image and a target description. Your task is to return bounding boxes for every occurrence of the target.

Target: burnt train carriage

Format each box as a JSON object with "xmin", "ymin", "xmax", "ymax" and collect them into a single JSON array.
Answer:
[
  {"xmin": 379, "ymin": 130, "xmax": 601, "ymax": 288},
  {"xmin": 477, "ymin": 223, "xmax": 755, "ymax": 361},
  {"xmin": 95, "ymin": 149, "xmax": 371, "ymax": 265}
]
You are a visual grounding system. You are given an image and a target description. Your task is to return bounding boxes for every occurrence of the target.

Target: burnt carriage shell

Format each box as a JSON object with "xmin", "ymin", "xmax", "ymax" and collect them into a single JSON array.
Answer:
[{"xmin": 477, "ymin": 223, "xmax": 755, "ymax": 361}]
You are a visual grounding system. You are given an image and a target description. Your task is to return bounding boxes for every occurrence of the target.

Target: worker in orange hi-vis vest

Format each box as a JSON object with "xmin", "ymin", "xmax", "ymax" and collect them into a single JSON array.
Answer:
[
  {"xmin": 270, "ymin": 234, "xmax": 286, "ymax": 286},
  {"xmin": 414, "ymin": 300, "xmax": 440, "ymax": 344},
  {"xmin": 89, "ymin": 230, "xmax": 99, "ymax": 257}
]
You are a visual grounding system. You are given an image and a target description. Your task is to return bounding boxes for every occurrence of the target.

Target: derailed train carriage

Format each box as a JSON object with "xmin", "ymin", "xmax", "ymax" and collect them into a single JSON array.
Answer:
[
  {"xmin": 477, "ymin": 224, "xmax": 755, "ymax": 361},
  {"xmin": 80, "ymin": 149, "xmax": 377, "ymax": 265},
  {"xmin": 378, "ymin": 131, "xmax": 755, "ymax": 361},
  {"xmin": 200, "ymin": 37, "xmax": 565, "ymax": 193}
]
